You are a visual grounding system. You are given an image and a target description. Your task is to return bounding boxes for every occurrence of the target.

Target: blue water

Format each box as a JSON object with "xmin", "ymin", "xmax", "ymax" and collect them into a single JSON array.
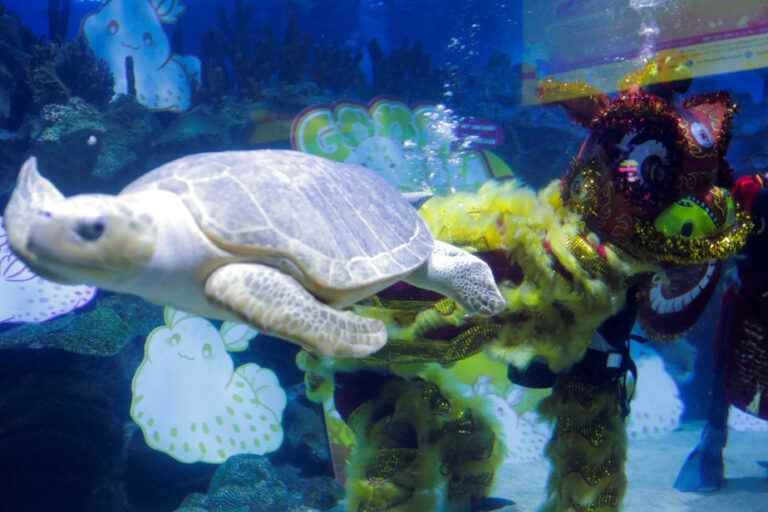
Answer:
[{"xmin": 0, "ymin": 1, "xmax": 767, "ymax": 511}]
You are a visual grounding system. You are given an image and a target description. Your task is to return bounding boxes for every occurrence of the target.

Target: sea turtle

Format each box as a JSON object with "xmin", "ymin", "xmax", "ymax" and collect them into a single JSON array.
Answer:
[{"xmin": 3, "ymin": 150, "xmax": 505, "ymax": 357}]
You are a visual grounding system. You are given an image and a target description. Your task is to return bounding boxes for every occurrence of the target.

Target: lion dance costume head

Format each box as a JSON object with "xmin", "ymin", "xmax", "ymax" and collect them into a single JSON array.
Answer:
[{"xmin": 540, "ymin": 59, "xmax": 753, "ymax": 338}]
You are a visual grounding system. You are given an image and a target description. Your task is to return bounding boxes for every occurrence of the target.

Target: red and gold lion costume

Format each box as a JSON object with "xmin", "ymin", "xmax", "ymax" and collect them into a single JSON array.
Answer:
[{"xmin": 299, "ymin": 59, "xmax": 753, "ymax": 512}]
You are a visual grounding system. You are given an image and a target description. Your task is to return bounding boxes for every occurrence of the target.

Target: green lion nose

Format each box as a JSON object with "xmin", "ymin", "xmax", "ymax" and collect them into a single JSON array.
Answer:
[{"xmin": 654, "ymin": 197, "xmax": 718, "ymax": 239}]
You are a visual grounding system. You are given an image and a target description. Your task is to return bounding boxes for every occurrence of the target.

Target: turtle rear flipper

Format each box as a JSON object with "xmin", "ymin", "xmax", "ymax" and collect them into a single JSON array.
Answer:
[
  {"xmin": 406, "ymin": 240, "xmax": 506, "ymax": 316},
  {"xmin": 205, "ymin": 263, "xmax": 387, "ymax": 358}
]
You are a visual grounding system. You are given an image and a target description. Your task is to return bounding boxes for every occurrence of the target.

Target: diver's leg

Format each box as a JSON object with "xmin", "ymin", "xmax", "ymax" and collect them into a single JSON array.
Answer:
[
  {"xmin": 673, "ymin": 374, "xmax": 728, "ymax": 492},
  {"xmin": 674, "ymin": 287, "xmax": 735, "ymax": 492},
  {"xmin": 537, "ymin": 357, "xmax": 628, "ymax": 512},
  {"xmin": 345, "ymin": 377, "xmax": 510, "ymax": 512},
  {"xmin": 438, "ymin": 401, "xmax": 509, "ymax": 511},
  {"xmin": 344, "ymin": 379, "xmax": 445, "ymax": 512}
]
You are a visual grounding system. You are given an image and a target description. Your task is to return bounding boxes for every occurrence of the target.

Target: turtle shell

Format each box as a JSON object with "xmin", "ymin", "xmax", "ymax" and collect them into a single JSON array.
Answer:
[{"xmin": 122, "ymin": 150, "xmax": 434, "ymax": 290}]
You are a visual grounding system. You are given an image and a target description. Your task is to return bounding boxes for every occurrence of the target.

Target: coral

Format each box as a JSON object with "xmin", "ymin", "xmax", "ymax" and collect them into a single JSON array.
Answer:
[
  {"xmin": 148, "ymin": 101, "xmax": 252, "ymax": 162},
  {"xmin": 202, "ymin": 1, "xmax": 367, "ymax": 100},
  {"xmin": 25, "ymin": 37, "xmax": 114, "ymax": 110},
  {"xmin": 26, "ymin": 43, "xmax": 70, "ymax": 107},
  {"xmin": 0, "ymin": 291, "xmax": 161, "ymax": 355},
  {"xmin": 197, "ymin": 30, "xmax": 232, "ymax": 100},
  {"xmin": 82, "ymin": 0, "xmax": 201, "ymax": 111},
  {"xmin": 205, "ymin": 0, "xmax": 279, "ymax": 100},
  {"xmin": 94, "ymin": 94, "xmax": 159, "ymax": 182},
  {"xmin": 47, "ymin": 0, "xmax": 71, "ymax": 43},
  {"xmin": 28, "ymin": 93, "xmax": 161, "ymax": 185},
  {"xmin": 367, "ymin": 39, "xmax": 443, "ymax": 100},
  {"xmin": 279, "ymin": 12, "xmax": 310, "ymax": 84},
  {"xmin": 269, "ymin": 386, "xmax": 333, "ymax": 476},
  {"xmin": 0, "ymin": 215, "xmax": 96, "ymax": 323},
  {"xmin": 38, "ymin": 95, "xmax": 104, "ymax": 142},
  {"xmin": 0, "ymin": 6, "xmax": 37, "ymax": 129},
  {"xmin": 131, "ymin": 307, "xmax": 287, "ymax": 464},
  {"xmin": 0, "ymin": 349, "xmax": 127, "ymax": 511},
  {"xmin": 53, "ymin": 37, "xmax": 114, "ymax": 107},
  {"xmin": 175, "ymin": 455, "xmax": 343, "ymax": 512},
  {"xmin": 0, "ymin": 5, "xmax": 111, "ymax": 131},
  {"xmin": 310, "ymin": 44, "xmax": 363, "ymax": 92}
]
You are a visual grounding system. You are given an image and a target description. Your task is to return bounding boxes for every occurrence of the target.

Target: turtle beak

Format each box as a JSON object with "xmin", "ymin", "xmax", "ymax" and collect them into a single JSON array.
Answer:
[{"xmin": 3, "ymin": 157, "xmax": 65, "ymax": 264}]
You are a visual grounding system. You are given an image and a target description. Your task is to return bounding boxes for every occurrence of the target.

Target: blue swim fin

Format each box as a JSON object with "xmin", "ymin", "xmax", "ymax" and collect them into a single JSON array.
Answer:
[
  {"xmin": 470, "ymin": 496, "xmax": 519, "ymax": 511},
  {"xmin": 674, "ymin": 425, "xmax": 726, "ymax": 492}
]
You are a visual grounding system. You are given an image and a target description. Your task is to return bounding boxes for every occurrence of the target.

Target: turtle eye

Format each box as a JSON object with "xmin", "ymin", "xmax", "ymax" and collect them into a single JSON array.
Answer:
[{"xmin": 75, "ymin": 219, "xmax": 106, "ymax": 241}]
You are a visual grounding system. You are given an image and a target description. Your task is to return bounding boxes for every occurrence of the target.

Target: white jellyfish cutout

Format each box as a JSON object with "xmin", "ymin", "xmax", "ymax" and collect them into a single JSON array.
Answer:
[
  {"xmin": 82, "ymin": 0, "xmax": 201, "ymax": 112},
  {"xmin": 627, "ymin": 352, "xmax": 684, "ymax": 440},
  {"xmin": 0, "ymin": 215, "xmax": 96, "ymax": 324},
  {"xmin": 130, "ymin": 307, "xmax": 287, "ymax": 464}
]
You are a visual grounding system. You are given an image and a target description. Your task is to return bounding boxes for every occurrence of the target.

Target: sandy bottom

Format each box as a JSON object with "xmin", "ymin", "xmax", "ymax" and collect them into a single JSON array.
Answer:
[{"xmin": 494, "ymin": 422, "xmax": 768, "ymax": 512}]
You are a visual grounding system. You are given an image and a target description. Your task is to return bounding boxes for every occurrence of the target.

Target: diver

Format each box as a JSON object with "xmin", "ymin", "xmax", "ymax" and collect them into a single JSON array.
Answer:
[
  {"xmin": 675, "ymin": 173, "xmax": 768, "ymax": 492},
  {"xmin": 508, "ymin": 284, "xmax": 641, "ymax": 418}
]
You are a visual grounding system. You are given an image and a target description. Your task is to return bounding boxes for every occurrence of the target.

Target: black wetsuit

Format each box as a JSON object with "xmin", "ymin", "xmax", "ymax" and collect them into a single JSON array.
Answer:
[{"xmin": 508, "ymin": 285, "xmax": 640, "ymax": 417}]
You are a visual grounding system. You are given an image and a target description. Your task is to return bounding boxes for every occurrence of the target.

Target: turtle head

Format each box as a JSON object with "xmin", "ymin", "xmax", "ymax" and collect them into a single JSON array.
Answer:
[{"xmin": 4, "ymin": 158, "xmax": 157, "ymax": 287}]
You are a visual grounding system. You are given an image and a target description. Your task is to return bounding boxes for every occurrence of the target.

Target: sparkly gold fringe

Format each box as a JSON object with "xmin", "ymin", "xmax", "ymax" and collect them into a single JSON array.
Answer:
[
  {"xmin": 537, "ymin": 376, "xmax": 628, "ymax": 512},
  {"xmin": 634, "ymin": 208, "xmax": 753, "ymax": 264},
  {"xmin": 345, "ymin": 379, "xmax": 505, "ymax": 512}
]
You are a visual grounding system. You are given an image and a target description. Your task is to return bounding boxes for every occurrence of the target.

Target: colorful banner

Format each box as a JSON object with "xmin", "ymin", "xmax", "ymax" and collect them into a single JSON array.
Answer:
[
  {"xmin": 291, "ymin": 96, "xmax": 514, "ymax": 194},
  {"xmin": 523, "ymin": 0, "xmax": 768, "ymax": 103}
]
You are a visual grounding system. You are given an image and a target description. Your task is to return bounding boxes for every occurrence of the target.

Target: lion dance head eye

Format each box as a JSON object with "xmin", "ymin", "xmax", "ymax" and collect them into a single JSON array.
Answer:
[
  {"xmin": 690, "ymin": 121, "xmax": 714, "ymax": 148},
  {"xmin": 617, "ymin": 135, "xmax": 671, "ymax": 188},
  {"xmin": 612, "ymin": 129, "xmax": 680, "ymax": 215},
  {"xmin": 107, "ymin": 19, "xmax": 119, "ymax": 35}
]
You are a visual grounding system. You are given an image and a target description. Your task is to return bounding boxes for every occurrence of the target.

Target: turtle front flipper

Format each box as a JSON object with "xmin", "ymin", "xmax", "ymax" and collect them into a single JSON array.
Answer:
[
  {"xmin": 204, "ymin": 263, "xmax": 387, "ymax": 358},
  {"xmin": 405, "ymin": 241, "xmax": 506, "ymax": 316}
]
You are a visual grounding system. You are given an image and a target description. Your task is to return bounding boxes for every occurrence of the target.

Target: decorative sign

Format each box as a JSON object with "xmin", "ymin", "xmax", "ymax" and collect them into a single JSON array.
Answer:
[{"xmin": 523, "ymin": 0, "xmax": 768, "ymax": 103}]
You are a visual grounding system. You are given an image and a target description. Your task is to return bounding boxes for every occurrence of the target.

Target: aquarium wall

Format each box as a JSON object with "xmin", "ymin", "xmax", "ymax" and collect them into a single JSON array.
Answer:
[{"xmin": 0, "ymin": 1, "xmax": 767, "ymax": 512}]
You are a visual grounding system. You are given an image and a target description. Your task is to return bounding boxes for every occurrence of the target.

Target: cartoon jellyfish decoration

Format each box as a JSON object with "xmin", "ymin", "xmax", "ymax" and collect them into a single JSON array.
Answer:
[
  {"xmin": 130, "ymin": 307, "xmax": 288, "ymax": 464},
  {"xmin": 466, "ymin": 376, "xmax": 552, "ymax": 464},
  {"xmin": 0, "ymin": 216, "xmax": 96, "ymax": 324},
  {"xmin": 82, "ymin": 0, "xmax": 201, "ymax": 111},
  {"xmin": 627, "ymin": 348, "xmax": 684, "ymax": 440},
  {"xmin": 728, "ymin": 405, "xmax": 768, "ymax": 432}
]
